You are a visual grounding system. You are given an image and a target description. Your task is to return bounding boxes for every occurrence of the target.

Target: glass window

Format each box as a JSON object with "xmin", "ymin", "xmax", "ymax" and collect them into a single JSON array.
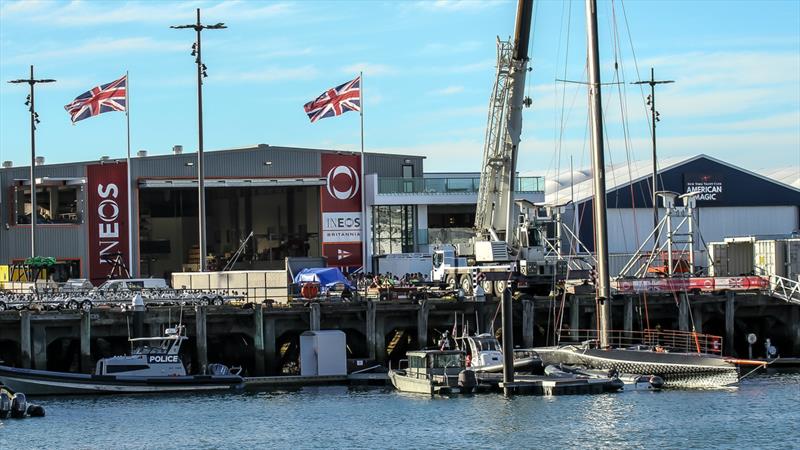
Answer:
[
  {"xmin": 372, "ymin": 205, "xmax": 416, "ymax": 255},
  {"xmin": 14, "ymin": 185, "xmax": 83, "ymax": 224}
]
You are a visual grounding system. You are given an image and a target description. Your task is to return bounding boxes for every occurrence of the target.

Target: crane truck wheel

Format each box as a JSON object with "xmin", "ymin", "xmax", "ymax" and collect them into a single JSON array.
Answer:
[
  {"xmin": 494, "ymin": 280, "xmax": 508, "ymax": 296},
  {"xmin": 459, "ymin": 275, "xmax": 473, "ymax": 295},
  {"xmin": 480, "ymin": 280, "xmax": 494, "ymax": 296},
  {"xmin": 446, "ymin": 274, "xmax": 458, "ymax": 291}
]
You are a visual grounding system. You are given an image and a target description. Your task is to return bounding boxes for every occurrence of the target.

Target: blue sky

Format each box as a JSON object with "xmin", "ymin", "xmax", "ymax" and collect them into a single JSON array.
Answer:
[{"xmin": 1, "ymin": 0, "xmax": 798, "ymax": 179}]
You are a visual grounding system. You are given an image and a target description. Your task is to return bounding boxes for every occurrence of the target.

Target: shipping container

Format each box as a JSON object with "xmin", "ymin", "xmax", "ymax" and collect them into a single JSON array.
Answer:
[
  {"xmin": 708, "ymin": 241, "xmax": 754, "ymax": 276},
  {"xmin": 753, "ymin": 239, "xmax": 787, "ymax": 277},
  {"xmin": 785, "ymin": 239, "xmax": 800, "ymax": 281}
]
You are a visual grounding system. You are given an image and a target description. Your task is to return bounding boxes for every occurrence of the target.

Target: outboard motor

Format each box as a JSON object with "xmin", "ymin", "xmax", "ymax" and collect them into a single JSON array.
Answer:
[
  {"xmin": 0, "ymin": 390, "xmax": 11, "ymax": 419},
  {"xmin": 207, "ymin": 363, "xmax": 231, "ymax": 376},
  {"xmin": 26, "ymin": 403, "xmax": 46, "ymax": 417},
  {"xmin": 458, "ymin": 369, "xmax": 477, "ymax": 393},
  {"xmin": 647, "ymin": 375, "xmax": 665, "ymax": 390},
  {"xmin": 10, "ymin": 393, "xmax": 27, "ymax": 419}
]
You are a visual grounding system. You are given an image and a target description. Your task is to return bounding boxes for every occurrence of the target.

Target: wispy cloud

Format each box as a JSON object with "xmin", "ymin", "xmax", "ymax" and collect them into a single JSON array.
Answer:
[
  {"xmin": 3, "ymin": 37, "xmax": 186, "ymax": 64},
  {"xmin": 0, "ymin": 0, "xmax": 294, "ymax": 26},
  {"xmin": 341, "ymin": 63, "xmax": 395, "ymax": 77},
  {"xmin": 430, "ymin": 85, "xmax": 465, "ymax": 96},
  {"xmin": 402, "ymin": 0, "xmax": 507, "ymax": 13},
  {"xmin": 211, "ymin": 65, "xmax": 319, "ymax": 83}
]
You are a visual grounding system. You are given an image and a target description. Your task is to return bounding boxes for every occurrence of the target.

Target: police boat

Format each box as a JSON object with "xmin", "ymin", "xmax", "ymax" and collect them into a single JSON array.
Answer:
[{"xmin": 0, "ymin": 326, "xmax": 243, "ymax": 396}]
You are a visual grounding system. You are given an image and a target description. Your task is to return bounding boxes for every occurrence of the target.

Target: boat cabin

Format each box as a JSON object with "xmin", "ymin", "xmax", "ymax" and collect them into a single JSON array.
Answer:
[
  {"xmin": 403, "ymin": 350, "xmax": 465, "ymax": 378},
  {"xmin": 94, "ymin": 327, "xmax": 188, "ymax": 377}
]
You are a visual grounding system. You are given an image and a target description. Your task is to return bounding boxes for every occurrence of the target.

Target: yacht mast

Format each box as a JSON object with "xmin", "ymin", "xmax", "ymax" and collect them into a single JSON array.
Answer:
[{"xmin": 585, "ymin": 0, "xmax": 611, "ymax": 347}]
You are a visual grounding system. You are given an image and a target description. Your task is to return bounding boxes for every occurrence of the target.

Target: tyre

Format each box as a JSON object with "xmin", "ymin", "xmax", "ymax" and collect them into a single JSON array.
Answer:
[
  {"xmin": 480, "ymin": 279, "xmax": 494, "ymax": 296},
  {"xmin": 81, "ymin": 300, "xmax": 92, "ymax": 312},
  {"xmin": 199, "ymin": 297, "xmax": 210, "ymax": 306},
  {"xmin": 0, "ymin": 301, "xmax": 6, "ymax": 312},
  {"xmin": 459, "ymin": 274, "xmax": 473, "ymax": 295},
  {"xmin": 445, "ymin": 274, "xmax": 458, "ymax": 291},
  {"xmin": 68, "ymin": 300, "xmax": 79, "ymax": 310},
  {"xmin": 212, "ymin": 296, "xmax": 224, "ymax": 306},
  {"xmin": 494, "ymin": 280, "xmax": 508, "ymax": 296}
]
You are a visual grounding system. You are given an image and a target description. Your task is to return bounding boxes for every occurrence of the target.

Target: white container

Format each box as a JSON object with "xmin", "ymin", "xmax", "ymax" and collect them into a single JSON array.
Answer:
[
  {"xmin": 300, "ymin": 330, "xmax": 347, "ymax": 377},
  {"xmin": 708, "ymin": 241, "xmax": 754, "ymax": 276},
  {"xmin": 754, "ymin": 239, "xmax": 786, "ymax": 278},
  {"xmin": 786, "ymin": 239, "xmax": 800, "ymax": 281}
]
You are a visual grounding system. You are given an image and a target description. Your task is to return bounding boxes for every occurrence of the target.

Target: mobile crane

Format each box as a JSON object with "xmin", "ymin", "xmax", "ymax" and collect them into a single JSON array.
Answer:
[{"xmin": 431, "ymin": 0, "xmax": 566, "ymax": 297}]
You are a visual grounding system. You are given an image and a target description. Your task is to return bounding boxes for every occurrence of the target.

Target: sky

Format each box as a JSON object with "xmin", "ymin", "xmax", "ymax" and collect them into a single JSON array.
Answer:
[{"xmin": 0, "ymin": 0, "xmax": 798, "ymax": 180}]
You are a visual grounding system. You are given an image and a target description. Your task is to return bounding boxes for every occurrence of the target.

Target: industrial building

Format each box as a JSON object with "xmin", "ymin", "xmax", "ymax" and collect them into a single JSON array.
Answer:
[
  {"xmin": 545, "ymin": 154, "xmax": 800, "ymax": 273},
  {"xmin": 2, "ymin": 149, "xmax": 797, "ymax": 282}
]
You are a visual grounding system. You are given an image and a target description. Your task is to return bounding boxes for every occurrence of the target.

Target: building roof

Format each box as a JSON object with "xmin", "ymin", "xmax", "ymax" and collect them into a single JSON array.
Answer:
[
  {"xmin": 544, "ymin": 154, "xmax": 800, "ymax": 205},
  {"xmin": 758, "ymin": 167, "xmax": 800, "ymax": 190}
]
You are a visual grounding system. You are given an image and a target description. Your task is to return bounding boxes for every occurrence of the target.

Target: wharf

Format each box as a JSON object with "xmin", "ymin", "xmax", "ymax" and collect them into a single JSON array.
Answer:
[
  {"xmin": 0, "ymin": 293, "xmax": 798, "ymax": 375},
  {"xmin": 244, "ymin": 372, "xmax": 389, "ymax": 388},
  {"xmin": 485, "ymin": 373, "xmax": 613, "ymax": 395}
]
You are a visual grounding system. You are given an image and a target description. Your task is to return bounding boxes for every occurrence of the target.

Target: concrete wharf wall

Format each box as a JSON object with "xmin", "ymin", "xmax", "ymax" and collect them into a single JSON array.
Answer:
[{"xmin": 0, "ymin": 294, "xmax": 797, "ymax": 376}]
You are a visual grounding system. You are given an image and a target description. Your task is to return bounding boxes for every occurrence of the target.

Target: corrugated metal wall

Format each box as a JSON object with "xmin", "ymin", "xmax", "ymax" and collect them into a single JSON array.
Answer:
[
  {"xmin": 0, "ymin": 162, "xmax": 89, "ymax": 272},
  {"xmin": 0, "ymin": 145, "xmax": 422, "ymax": 275},
  {"xmin": 364, "ymin": 153, "xmax": 423, "ymax": 177}
]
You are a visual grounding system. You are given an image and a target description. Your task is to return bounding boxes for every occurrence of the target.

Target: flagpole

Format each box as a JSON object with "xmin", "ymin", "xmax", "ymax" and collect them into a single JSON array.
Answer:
[
  {"xmin": 359, "ymin": 71, "xmax": 366, "ymax": 276},
  {"xmin": 126, "ymin": 71, "xmax": 134, "ymax": 276}
]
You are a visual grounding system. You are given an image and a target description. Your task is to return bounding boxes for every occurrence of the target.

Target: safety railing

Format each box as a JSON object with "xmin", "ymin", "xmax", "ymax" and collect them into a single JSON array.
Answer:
[
  {"xmin": 559, "ymin": 328, "xmax": 724, "ymax": 355},
  {"xmin": 377, "ymin": 176, "xmax": 544, "ymax": 195},
  {"xmin": 767, "ymin": 274, "xmax": 800, "ymax": 305}
]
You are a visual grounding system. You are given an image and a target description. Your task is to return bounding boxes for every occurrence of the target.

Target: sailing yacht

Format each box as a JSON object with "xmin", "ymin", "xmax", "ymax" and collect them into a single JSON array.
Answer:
[{"xmin": 535, "ymin": 0, "xmax": 764, "ymax": 388}]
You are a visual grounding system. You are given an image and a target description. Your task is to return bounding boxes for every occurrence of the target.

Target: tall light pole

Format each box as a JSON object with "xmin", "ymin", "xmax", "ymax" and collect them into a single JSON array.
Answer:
[
  {"xmin": 8, "ymin": 66, "xmax": 56, "ymax": 259},
  {"xmin": 633, "ymin": 68, "xmax": 674, "ymax": 244},
  {"xmin": 171, "ymin": 9, "xmax": 226, "ymax": 272}
]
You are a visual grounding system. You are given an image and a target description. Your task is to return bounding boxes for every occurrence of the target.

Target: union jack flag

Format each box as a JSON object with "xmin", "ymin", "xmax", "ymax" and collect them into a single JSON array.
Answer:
[
  {"xmin": 64, "ymin": 75, "xmax": 127, "ymax": 124},
  {"xmin": 304, "ymin": 76, "xmax": 360, "ymax": 123}
]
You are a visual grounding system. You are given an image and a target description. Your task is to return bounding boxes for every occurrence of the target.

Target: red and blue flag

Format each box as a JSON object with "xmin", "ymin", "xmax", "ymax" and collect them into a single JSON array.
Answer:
[
  {"xmin": 304, "ymin": 76, "xmax": 361, "ymax": 123},
  {"xmin": 64, "ymin": 75, "xmax": 127, "ymax": 124}
]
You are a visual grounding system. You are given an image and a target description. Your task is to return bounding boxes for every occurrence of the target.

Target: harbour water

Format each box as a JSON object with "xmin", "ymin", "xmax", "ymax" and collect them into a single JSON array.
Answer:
[{"xmin": 1, "ymin": 372, "xmax": 798, "ymax": 449}]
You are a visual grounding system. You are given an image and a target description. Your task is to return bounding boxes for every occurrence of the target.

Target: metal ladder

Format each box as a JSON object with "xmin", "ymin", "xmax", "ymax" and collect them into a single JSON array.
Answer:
[{"xmin": 766, "ymin": 273, "xmax": 800, "ymax": 305}]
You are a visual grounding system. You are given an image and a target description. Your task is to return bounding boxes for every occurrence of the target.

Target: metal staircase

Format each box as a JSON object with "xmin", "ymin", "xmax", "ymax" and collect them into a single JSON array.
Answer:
[{"xmin": 765, "ymin": 274, "xmax": 800, "ymax": 305}]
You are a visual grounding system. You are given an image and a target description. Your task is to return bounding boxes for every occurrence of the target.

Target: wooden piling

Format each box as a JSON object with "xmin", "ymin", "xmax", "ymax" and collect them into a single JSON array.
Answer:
[
  {"xmin": 195, "ymin": 305, "xmax": 208, "ymax": 374},
  {"xmin": 417, "ymin": 300, "xmax": 429, "ymax": 349},
  {"xmin": 80, "ymin": 311, "xmax": 92, "ymax": 373},
  {"xmin": 522, "ymin": 299, "xmax": 535, "ymax": 348},
  {"xmin": 253, "ymin": 304, "xmax": 265, "ymax": 376},
  {"xmin": 20, "ymin": 310, "xmax": 31, "ymax": 369}
]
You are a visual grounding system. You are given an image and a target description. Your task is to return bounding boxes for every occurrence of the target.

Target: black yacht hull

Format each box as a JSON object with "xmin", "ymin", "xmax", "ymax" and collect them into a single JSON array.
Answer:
[
  {"xmin": 535, "ymin": 346, "xmax": 739, "ymax": 388},
  {"xmin": 0, "ymin": 365, "xmax": 243, "ymax": 396}
]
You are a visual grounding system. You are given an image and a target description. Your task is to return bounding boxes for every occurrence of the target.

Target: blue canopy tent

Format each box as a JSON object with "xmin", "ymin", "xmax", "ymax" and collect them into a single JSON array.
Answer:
[{"xmin": 294, "ymin": 267, "xmax": 354, "ymax": 293}]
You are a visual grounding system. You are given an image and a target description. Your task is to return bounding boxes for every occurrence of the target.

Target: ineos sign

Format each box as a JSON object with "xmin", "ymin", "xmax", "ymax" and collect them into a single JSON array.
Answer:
[
  {"xmin": 326, "ymin": 165, "xmax": 359, "ymax": 200},
  {"xmin": 87, "ymin": 163, "xmax": 129, "ymax": 284}
]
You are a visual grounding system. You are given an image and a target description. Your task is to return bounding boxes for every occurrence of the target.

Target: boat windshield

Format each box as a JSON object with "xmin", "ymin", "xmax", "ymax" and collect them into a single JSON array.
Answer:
[
  {"xmin": 132, "ymin": 340, "xmax": 173, "ymax": 354},
  {"xmin": 474, "ymin": 338, "xmax": 500, "ymax": 352},
  {"xmin": 432, "ymin": 353, "xmax": 464, "ymax": 369}
]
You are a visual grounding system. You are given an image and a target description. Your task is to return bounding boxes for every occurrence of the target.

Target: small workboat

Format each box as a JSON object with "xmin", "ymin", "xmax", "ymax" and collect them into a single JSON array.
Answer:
[
  {"xmin": 457, "ymin": 333, "xmax": 543, "ymax": 374},
  {"xmin": 554, "ymin": 364, "xmax": 664, "ymax": 391},
  {"xmin": 0, "ymin": 326, "xmax": 243, "ymax": 396},
  {"xmin": 389, "ymin": 350, "xmax": 477, "ymax": 395}
]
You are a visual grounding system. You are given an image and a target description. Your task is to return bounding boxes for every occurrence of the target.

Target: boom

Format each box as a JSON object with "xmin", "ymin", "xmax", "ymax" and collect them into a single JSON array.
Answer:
[{"xmin": 474, "ymin": 0, "xmax": 533, "ymax": 249}]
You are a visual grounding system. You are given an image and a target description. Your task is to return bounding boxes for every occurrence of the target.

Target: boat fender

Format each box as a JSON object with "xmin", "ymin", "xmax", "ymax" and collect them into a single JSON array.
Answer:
[
  {"xmin": 649, "ymin": 375, "xmax": 665, "ymax": 390},
  {"xmin": 458, "ymin": 369, "xmax": 477, "ymax": 390},
  {"xmin": 10, "ymin": 393, "xmax": 27, "ymax": 419},
  {"xmin": 0, "ymin": 391, "xmax": 11, "ymax": 419},
  {"xmin": 26, "ymin": 403, "xmax": 46, "ymax": 418}
]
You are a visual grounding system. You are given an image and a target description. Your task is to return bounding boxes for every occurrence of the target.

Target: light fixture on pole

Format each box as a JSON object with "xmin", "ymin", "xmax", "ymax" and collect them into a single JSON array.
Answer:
[
  {"xmin": 8, "ymin": 65, "xmax": 56, "ymax": 259},
  {"xmin": 171, "ymin": 9, "xmax": 226, "ymax": 272},
  {"xmin": 632, "ymin": 68, "xmax": 674, "ymax": 245}
]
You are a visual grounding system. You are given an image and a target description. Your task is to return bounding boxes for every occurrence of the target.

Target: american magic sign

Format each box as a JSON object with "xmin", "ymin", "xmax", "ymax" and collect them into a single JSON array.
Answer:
[{"xmin": 684, "ymin": 173, "xmax": 724, "ymax": 202}]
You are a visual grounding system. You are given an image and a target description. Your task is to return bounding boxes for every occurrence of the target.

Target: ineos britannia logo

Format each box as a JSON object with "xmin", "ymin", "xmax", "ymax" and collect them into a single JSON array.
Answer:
[{"xmin": 326, "ymin": 165, "xmax": 359, "ymax": 200}]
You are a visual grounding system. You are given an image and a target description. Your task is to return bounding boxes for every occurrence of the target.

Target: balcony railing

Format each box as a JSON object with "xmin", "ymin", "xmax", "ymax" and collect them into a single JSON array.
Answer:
[{"xmin": 378, "ymin": 176, "xmax": 544, "ymax": 195}]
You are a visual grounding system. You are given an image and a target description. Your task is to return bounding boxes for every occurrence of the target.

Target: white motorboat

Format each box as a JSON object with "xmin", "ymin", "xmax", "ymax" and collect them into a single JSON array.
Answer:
[
  {"xmin": 388, "ymin": 350, "xmax": 477, "ymax": 395},
  {"xmin": 457, "ymin": 333, "xmax": 543, "ymax": 374},
  {"xmin": 0, "ymin": 326, "xmax": 242, "ymax": 396}
]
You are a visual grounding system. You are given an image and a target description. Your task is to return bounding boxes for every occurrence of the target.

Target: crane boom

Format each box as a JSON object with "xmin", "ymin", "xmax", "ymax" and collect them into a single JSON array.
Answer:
[{"xmin": 474, "ymin": 0, "xmax": 533, "ymax": 249}]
